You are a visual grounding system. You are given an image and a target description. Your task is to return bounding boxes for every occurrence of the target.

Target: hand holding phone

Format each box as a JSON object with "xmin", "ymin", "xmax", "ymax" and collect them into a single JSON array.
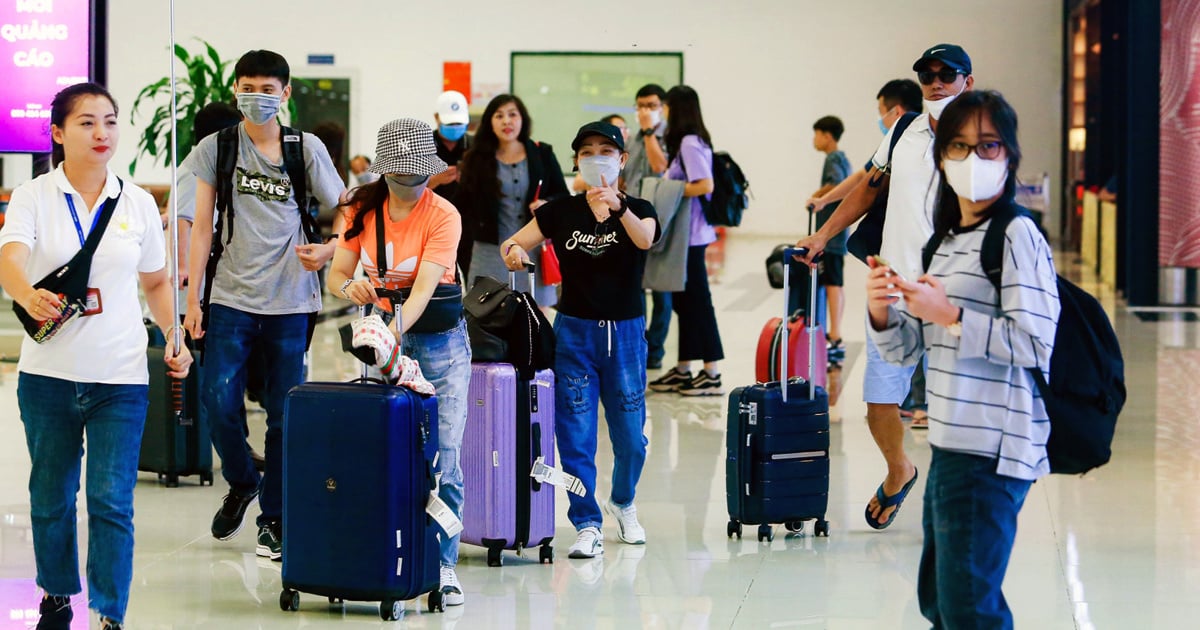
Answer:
[{"xmin": 873, "ymin": 256, "xmax": 908, "ymax": 297}]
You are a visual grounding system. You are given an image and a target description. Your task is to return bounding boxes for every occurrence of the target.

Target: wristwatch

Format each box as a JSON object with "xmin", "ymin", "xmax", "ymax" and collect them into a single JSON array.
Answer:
[
  {"xmin": 946, "ymin": 307, "xmax": 963, "ymax": 337},
  {"xmin": 609, "ymin": 195, "xmax": 629, "ymax": 219},
  {"xmin": 339, "ymin": 278, "xmax": 354, "ymax": 299}
]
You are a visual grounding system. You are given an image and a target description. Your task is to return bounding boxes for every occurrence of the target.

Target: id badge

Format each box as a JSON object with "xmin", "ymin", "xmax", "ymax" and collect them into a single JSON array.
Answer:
[{"xmin": 83, "ymin": 288, "xmax": 103, "ymax": 316}]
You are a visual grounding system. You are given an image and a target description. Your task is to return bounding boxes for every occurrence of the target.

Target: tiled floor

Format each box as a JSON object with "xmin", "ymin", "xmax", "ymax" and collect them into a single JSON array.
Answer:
[{"xmin": 0, "ymin": 234, "xmax": 1196, "ymax": 628}]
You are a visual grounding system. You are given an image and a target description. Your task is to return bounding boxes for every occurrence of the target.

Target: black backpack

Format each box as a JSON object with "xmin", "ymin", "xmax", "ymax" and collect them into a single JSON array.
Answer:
[
  {"xmin": 922, "ymin": 203, "xmax": 1126, "ymax": 475},
  {"xmin": 846, "ymin": 112, "xmax": 918, "ymax": 263},
  {"xmin": 686, "ymin": 150, "xmax": 750, "ymax": 227},
  {"xmin": 201, "ymin": 125, "xmax": 320, "ymax": 331}
]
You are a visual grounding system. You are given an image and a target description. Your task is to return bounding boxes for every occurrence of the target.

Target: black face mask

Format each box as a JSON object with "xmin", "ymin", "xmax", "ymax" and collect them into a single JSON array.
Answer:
[{"xmin": 385, "ymin": 174, "xmax": 429, "ymax": 201}]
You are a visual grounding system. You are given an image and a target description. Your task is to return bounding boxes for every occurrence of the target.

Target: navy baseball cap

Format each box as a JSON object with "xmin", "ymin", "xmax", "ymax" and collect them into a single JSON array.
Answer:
[
  {"xmin": 571, "ymin": 121, "xmax": 625, "ymax": 152},
  {"xmin": 913, "ymin": 44, "xmax": 972, "ymax": 75}
]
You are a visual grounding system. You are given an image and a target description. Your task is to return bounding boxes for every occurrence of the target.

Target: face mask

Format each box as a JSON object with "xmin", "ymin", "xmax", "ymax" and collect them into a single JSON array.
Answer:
[
  {"xmin": 922, "ymin": 81, "xmax": 966, "ymax": 120},
  {"xmin": 439, "ymin": 124, "xmax": 467, "ymax": 142},
  {"xmin": 878, "ymin": 118, "xmax": 889, "ymax": 135},
  {"xmin": 942, "ymin": 153, "xmax": 1009, "ymax": 202},
  {"xmin": 646, "ymin": 109, "xmax": 662, "ymax": 128},
  {"xmin": 385, "ymin": 174, "xmax": 429, "ymax": 201},
  {"xmin": 577, "ymin": 154, "xmax": 621, "ymax": 188},
  {"xmin": 236, "ymin": 93, "xmax": 281, "ymax": 126}
]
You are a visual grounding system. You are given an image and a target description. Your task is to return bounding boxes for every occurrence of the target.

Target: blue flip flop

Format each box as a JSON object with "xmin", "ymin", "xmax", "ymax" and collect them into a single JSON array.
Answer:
[{"xmin": 865, "ymin": 469, "xmax": 919, "ymax": 530}]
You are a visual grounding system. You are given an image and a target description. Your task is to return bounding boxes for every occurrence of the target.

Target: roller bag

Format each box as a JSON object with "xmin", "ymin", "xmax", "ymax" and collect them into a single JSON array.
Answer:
[
  {"xmin": 461, "ymin": 363, "xmax": 556, "ymax": 566},
  {"xmin": 755, "ymin": 257, "xmax": 828, "ymax": 386},
  {"xmin": 138, "ymin": 323, "xmax": 213, "ymax": 487},
  {"xmin": 280, "ymin": 325, "xmax": 445, "ymax": 618},
  {"xmin": 728, "ymin": 247, "xmax": 832, "ymax": 542}
]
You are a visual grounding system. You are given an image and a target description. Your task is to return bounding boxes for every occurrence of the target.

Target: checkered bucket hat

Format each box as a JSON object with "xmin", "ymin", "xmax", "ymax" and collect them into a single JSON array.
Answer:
[{"xmin": 368, "ymin": 118, "xmax": 448, "ymax": 177}]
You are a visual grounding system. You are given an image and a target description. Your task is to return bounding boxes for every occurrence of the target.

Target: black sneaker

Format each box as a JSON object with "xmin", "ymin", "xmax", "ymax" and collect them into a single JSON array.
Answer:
[
  {"xmin": 211, "ymin": 489, "xmax": 258, "ymax": 541},
  {"xmin": 100, "ymin": 617, "xmax": 124, "ymax": 630},
  {"xmin": 257, "ymin": 521, "xmax": 282, "ymax": 561},
  {"xmin": 679, "ymin": 371, "xmax": 724, "ymax": 397},
  {"xmin": 36, "ymin": 595, "xmax": 71, "ymax": 630},
  {"xmin": 648, "ymin": 368, "xmax": 692, "ymax": 393}
]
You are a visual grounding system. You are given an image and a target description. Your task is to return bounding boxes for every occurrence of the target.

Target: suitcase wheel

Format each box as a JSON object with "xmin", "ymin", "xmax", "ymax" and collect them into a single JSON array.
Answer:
[
  {"xmin": 327, "ymin": 596, "xmax": 344, "ymax": 606},
  {"xmin": 279, "ymin": 589, "xmax": 299, "ymax": 612},
  {"xmin": 785, "ymin": 521, "xmax": 805, "ymax": 534},
  {"xmin": 426, "ymin": 590, "xmax": 445, "ymax": 613},
  {"xmin": 201, "ymin": 471, "xmax": 214, "ymax": 486},
  {"xmin": 381, "ymin": 597, "xmax": 403, "ymax": 620},
  {"xmin": 538, "ymin": 544, "xmax": 554, "ymax": 564},
  {"xmin": 814, "ymin": 519, "xmax": 830, "ymax": 537},
  {"xmin": 487, "ymin": 547, "xmax": 503, "ymax": 567},
  {"xmin": 757, "ymin": 524, "xmax": 774, "ymax": 543},
  {"xmin": 726, "ymin": 520, "xmax": 742, "ymax": 539}
]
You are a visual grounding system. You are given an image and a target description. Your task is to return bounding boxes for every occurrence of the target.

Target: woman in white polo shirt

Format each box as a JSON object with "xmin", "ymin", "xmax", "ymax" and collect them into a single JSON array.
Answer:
[{"xmin": 0, "ymin": 83, "xmax": 192, "ymax": 630}]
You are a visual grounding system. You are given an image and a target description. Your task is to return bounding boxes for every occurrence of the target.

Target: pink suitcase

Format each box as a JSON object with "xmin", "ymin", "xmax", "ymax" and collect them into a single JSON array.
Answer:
[{"xmin": 461, "ymin": 364, "xmax": 556, "ymax": 566}]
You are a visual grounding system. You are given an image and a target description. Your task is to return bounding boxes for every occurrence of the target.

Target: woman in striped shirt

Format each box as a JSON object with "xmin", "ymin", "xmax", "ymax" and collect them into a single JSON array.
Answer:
[{"xmin": 866, "ymin": 90, "xmax": 1059, "ymax": 628}]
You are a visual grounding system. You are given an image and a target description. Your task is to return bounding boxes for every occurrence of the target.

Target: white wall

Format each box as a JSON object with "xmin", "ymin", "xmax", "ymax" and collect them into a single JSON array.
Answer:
[{"xmin": 104, "ymin": 0, "xmax": 1062, "ymax": 237}]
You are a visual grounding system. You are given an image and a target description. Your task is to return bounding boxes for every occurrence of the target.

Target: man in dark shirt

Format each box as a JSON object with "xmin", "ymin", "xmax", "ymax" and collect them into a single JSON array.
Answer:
[
  {"xmin": 428, "ymin": 90, "xmax": 472, "ymax": 274},
  {"xmin": 810, "ymin": 115, "xmax": 853, "ymax": 363}
]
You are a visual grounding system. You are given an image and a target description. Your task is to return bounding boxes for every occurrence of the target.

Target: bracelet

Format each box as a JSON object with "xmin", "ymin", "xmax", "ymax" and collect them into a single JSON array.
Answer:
[
  {"xmin": 339, "ymin": 278, "xmax": 354, "ymax": 299},
  {"xmin": 504, "ymin": 242, "xmax": 518, "ymax": 256},
  {"xmin": 163, "ymin": 324, "xmax": 184, "ymax": 339},
  {"xmin": 609, "ymin": 196, "xmax": 629, "ymax": 218}
]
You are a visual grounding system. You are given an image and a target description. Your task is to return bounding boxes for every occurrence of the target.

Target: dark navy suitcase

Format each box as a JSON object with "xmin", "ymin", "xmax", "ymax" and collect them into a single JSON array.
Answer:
[
  {"xmin": 280, "ymin": 379, "xmax": 444, "ymax": 619},
  {"xmin": 727, "ymin": 248, "xmax": 831, "ymax": 542},
  {"xmin": 139, "ymin": 323, "xmax": 213, "ymax": 487}
]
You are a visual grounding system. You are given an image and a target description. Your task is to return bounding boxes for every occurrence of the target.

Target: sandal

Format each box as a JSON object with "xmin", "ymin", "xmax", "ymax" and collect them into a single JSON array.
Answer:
[
  {"xmin": 865, "ymin": 469, "xmax": 919, "ymax": 530},
  {"xmin": 911, "ymin": 410, "xmax": 929, "ymax": 429}
]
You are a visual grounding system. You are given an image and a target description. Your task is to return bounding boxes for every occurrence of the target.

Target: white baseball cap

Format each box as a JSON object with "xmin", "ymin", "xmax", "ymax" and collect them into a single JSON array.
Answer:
[{"xmin": 436, "ymin": 90, "xmax": 469, "ymax": 125}]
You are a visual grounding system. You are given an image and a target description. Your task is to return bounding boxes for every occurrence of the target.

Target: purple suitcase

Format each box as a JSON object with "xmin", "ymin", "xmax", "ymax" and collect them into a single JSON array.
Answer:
[{"xmin": 461, "ymin": 364, "xmax": 556, "ymax": 566}]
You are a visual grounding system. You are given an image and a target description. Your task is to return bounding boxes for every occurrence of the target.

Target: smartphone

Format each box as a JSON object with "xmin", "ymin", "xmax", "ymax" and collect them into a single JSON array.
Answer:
[{"xmin": 874, "ymin": 256, "xmax": 907, "ymax": 298}]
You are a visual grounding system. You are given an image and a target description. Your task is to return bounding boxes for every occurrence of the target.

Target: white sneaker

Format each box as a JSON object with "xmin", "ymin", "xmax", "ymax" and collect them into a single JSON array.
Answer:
[
  {"xmin": 439, "ymin": 565, "xmax": 465, "ymax": 606},
  {"xmin": 568, "ymin": 527, "xmax": 605, "ymax": 558},
  {"xmin": 603, "ymin": 500, "xmax": 647, "ymax": 544}
]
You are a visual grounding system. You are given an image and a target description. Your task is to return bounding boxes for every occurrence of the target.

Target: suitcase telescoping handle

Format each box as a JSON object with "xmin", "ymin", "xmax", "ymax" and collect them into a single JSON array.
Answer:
[
  {"xmin": 508, "ymin": 261, "xmax": 536, "ymax": 292},
  {"xmin": 782, "ymin": 247, "xmax": 821, "ymax": 403}
]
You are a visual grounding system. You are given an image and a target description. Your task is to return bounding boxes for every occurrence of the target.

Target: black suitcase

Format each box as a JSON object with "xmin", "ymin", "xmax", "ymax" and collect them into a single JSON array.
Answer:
[
  {"xmin": 138, "ymin": 324, "xmax": 213, "ymax": 487},
  {"xmin": 727, "ymin": 248, "xmax": 831, "ymax": 542}
]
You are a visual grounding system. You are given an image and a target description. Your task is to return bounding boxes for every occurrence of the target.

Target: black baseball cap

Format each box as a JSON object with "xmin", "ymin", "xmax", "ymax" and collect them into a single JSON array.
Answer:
[
  {"xmin": 912, "ymin": 44, "xmax": 972, "ymax": 75},
  {"xmin": 571, "ymin": 121, "xmax": 625, "ymax": 152}
]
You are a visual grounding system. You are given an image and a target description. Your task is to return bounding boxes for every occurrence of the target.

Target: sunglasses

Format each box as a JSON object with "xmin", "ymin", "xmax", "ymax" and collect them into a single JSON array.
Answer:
[{"xmin": 917, "ymin": 68, "xmax": 965, "ymax": 85}]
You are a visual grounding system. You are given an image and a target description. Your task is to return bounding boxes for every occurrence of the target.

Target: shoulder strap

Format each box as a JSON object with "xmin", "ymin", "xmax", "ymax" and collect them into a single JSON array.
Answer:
[
  {"xmin": 282, "ymin": 126, "xmax": 320, "ymax": 245},
  {"xmin": 82, "ymin": 179, "xmax": 125, "ymax": 256},
  {"xmin": 214, "ymin": 126, "xmax": 239, "ymax": 244},
  {"xmin": 980, "ymin": 202, "xmax": 1023, "ymax": 296},
  {"xmin": 869, "ymin": 113, "xmax": 918, "ymax": 188},
  {"xmin": 921, "ymin": 227, "xmax": 948, "ymax": 273},
  {"xmin": 375, "ymin": 204, "xmax": 388, "ymax": 286}
]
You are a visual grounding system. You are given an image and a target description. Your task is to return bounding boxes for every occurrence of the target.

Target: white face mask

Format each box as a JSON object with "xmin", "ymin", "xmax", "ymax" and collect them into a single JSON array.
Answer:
[
  {"xmin": 646, "ymin": 109, "xmax": 662, "ymax": 128},
  {"xmin": 942, "ymin": 153, "xmax": 1009, "ymax": 203},
  {"xmin": 922, "ymin": 81, "xmax": 967, "ymax": 120},
  {"xmin": 577, "ymin": 154, "xmax": 621, "ymax": 188}
]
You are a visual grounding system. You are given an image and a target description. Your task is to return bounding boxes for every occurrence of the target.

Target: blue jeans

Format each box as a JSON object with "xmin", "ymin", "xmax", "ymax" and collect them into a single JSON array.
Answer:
[
  {"xmin": 18, "ymin": 373, "xmax": 149, "ymax": 624},
  {"xmin": 919, "ymin": 447, "xmax": 1032, "ymax": 629},
  {"xmin": 645, "ymin": 291, "xmax": 672, "ymax": 365},
  {"xmin": 403, "ymin": 319, "xmax": 471, "ymax": 567},
  {"xmin": 553, "ymin": 314, "xmax": 649, "ymax": 530},
  {"xmin": 202, "ymin": 304, "xmax": 308, "ymax": 525}
]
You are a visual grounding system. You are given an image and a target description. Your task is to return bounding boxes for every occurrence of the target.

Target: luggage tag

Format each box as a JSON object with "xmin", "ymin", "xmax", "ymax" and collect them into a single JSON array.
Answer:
[
  {"xmin": 530, "ymin": 456, "xmax": 587, "ymax": 497},
  {"xmin": 82, "ymin": 288, "xmax": 103, "ymax": 316},
  {"xmin": 427, "ymin": 494, "xmax": 463, "ymax": 538}
]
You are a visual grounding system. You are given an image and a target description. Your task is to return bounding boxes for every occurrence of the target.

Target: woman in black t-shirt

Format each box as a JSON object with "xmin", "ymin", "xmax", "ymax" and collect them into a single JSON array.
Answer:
[{"xmin": 501, "ymin": 121, "xmax": 659, "ymax": 560}]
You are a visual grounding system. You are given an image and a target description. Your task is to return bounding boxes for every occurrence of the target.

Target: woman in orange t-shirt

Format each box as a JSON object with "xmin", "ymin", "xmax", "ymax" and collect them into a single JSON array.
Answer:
[{"xmin": 326, "ymin": 118, "xmax": 471, "ymax": 607}]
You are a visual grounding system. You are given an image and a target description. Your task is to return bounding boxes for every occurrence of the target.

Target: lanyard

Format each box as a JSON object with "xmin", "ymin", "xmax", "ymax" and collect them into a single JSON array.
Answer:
[{"xmin": 64, "ymin": 192, "xmax": 103, "ymax": 248}]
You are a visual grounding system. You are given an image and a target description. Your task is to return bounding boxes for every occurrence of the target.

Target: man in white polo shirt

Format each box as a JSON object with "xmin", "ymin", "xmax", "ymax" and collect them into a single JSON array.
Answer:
[{"xmin": 795, "ymin": 44, "xmax": 974, "ymax": 530}]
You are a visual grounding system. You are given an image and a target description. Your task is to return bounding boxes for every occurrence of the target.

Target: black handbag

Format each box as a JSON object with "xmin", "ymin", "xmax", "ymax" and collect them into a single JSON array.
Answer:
[
  {"xmin": 13, "ymin": 182, "xmax": 123, "ymax": 343},
  {"xmin": 464, "ymin": 271, "xmax": 555, "ymax": 378}
]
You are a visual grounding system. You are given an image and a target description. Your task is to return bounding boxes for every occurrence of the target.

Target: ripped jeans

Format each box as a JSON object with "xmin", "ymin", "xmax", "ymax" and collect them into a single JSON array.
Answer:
[{"xmin": 553, "ymin": 314, "xmax": 649, "ymax": 531}]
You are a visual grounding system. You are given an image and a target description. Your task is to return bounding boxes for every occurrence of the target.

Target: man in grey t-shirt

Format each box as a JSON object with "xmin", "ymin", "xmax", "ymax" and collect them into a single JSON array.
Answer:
[{"xmin": 182, "ymin": 50, "xmax": 346, "ymax": 562}]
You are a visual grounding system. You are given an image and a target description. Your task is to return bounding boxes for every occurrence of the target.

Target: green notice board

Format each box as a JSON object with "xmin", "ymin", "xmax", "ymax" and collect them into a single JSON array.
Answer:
[{"xmin": 511, "ymin": 52, "xmax": 683, "ymax": 173}]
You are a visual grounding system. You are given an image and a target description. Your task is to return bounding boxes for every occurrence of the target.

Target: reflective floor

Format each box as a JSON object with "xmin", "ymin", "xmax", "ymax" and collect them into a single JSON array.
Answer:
[{"xmin": 0, "ymin": 235, "xmax": 1196, "ymax": 629}]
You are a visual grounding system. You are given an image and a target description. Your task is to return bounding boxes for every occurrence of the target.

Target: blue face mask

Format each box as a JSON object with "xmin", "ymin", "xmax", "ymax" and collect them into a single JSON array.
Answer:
[
  {"xmin": 439, "ymin": 124, "xmax": 467, "ymax": 142},
  {"xmin": 878, "ymin": 118, "xmax": 889, "ymax": 135}
]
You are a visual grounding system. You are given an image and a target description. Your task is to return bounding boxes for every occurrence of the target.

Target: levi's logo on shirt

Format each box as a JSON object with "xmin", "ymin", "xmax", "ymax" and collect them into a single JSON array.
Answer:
[
  {"xmin": 564, "ymin": 228, "xmax": 619, "ymax": 257},
  {"xmin": 235, "ymin": 167, "xmax": 291, "ymax": 202}
]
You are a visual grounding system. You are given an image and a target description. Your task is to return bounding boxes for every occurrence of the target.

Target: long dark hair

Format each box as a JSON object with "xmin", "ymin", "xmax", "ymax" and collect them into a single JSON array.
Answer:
[
  {"xmin": 932, "ymin": 90, "xmax": 1022, "ymax": 235},
  {"xmin": 50, "ymin": 82, "xmax": 118, "ymax": 167},
  {"xmin": 664, "ymin": 85, "xmax": 712, "ymax": 164},
  {"xmin": 459, "ymin": 94, "xmax": 532, "ymax": 204},
  {"xmin": 340, "ymin": 179, "xmax": 389, "ymax": 241}
]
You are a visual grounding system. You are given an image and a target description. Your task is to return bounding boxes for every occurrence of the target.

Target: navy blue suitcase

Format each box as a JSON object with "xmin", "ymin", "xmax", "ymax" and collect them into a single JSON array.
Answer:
[
  {"xmin": 280, "ymin": 379, "xmax": 444, "ymax": 619},
  {"xmin": 727, "ymin": 247, "xmax": 831, "ymax": 542}
]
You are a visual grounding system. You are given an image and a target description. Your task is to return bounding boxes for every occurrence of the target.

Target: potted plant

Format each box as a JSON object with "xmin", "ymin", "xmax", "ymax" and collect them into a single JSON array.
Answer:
[{"xmin": 128, "ymin": 38, "xmax": 235, "ymax": 175}]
